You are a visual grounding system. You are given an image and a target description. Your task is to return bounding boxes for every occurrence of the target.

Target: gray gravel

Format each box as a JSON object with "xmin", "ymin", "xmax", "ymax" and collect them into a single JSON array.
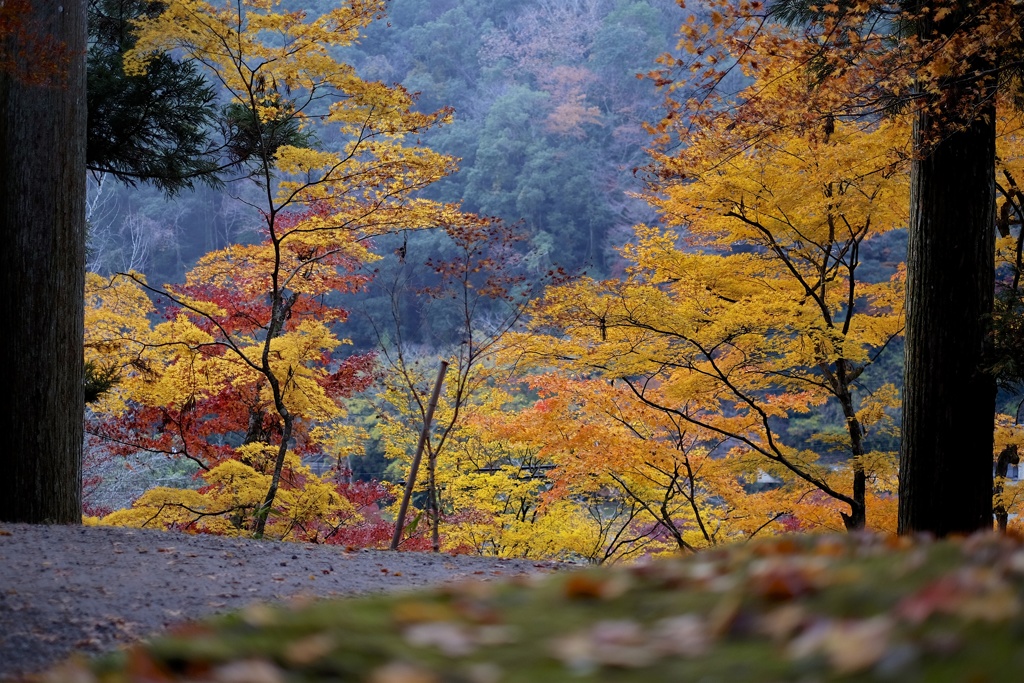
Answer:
[{"xmin": 0, "ymin": 523, "xmax": 563, "ymax": 680}]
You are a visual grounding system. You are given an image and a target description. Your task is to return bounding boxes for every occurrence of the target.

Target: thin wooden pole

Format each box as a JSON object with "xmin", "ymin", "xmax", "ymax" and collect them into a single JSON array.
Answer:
[{"xmin": 390, "ymin": 360, "xmax": 448, "ymax": 551}]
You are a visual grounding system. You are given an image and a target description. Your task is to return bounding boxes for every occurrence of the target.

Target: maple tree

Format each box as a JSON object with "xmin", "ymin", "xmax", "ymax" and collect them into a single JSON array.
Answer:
[
  {"xmin": 84, "ymin": 211, "xmax": 385, "ymax": 541},
  {"xmin": 988, "ymin": 111, "xmax": 1024, "ymax": 534},
  {"xmin": 380, "ymin": 381, "xmax": 601, "ymax": 559},
  {"xmin": 654, "ymin": 0, "xmax": 1024, "ymax": 535},
  {"xmin": 85, "ymin": 0, "xmax": 465, "ymax": 538},
  {"xmin": 503, "ymin": 91, "xmax": 908, "ymax": 536},
  {"xmin": 991, "ymin": 111, "xmax": 1024, "ymax": 391},
  {"xmin": 482, "ymin": 373, "xmax": 771, "ymax": 560},
  {"xmin": 83, "ymin": 271, "xmax": 156, "ymax": 406}
]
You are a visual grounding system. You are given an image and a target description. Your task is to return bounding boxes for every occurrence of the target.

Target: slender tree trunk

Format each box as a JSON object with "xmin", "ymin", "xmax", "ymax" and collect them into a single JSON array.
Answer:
[
  {"xmin": 0, "ymin": 0, "xmax": 87, "ymax": 523},
  {"xmin": 994, "ymin": 445, "xmax": 1017, "ymax": 533},
  {"xmin": 253, "ymin": 409, "xmax": 291, "ymax": 538},
  {"xmin": 899, "ymin": 104, "xmax": 996, "ymax": 536},
  {"xmin": 832, "ymin": 357, "xmax": 867, "ymax": 530}
]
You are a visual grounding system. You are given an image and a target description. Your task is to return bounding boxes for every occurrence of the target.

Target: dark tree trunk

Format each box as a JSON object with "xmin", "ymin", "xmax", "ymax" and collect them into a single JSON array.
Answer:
[
  {"xmin": 994, "ymin": 445, "xmax": 1018, "ymax": 533},
  {"xmin": 898, "ymin": 105, "xmax": 996, "ymax": 536},
  {"xmin": 834, "ymin": 358, "xmax": 867, "ymax": 531},
  {"xmin": 0, "ymin": 0, "xmax": 87, "ymax": 523}
]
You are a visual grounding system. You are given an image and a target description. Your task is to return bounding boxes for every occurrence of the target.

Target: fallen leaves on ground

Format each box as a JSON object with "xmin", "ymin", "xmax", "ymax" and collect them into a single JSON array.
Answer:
[{"xmin": 43, "ymin": 533, "xmax": 1024, "ymax": 682}]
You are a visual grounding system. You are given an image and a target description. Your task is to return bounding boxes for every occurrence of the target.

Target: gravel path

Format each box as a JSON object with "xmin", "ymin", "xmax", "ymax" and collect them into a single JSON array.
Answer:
[{"xmin": 0, "ymin": 523, "xmax": 563, "ymax": 681}]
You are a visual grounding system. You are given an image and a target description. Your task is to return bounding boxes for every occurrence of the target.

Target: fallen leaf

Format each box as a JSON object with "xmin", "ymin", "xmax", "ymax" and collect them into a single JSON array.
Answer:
[
  {"xmin": 551, "ymin": 619, "xmax": 655, "ymax": 670},
  {"xmin": 754, "ymin": 537, "xmax": 801, "ymax": 556},
  {"xmin": 212, "ymin": 659, "xmax": 284, "ymax": 683},
  {"xmin": 368, "ymin": 662, "xmax": 439, "ymax": 683},
  {"xmin": 650, "ymin": 614, "xmax": 711, "ymax": 657},
  {"xmin": 404, "ymin": 622, "xmax": 477, "ymax": 656},
  {"xmin": 828, "ymin": 617, "xmax": 894, "ymax": 674},
  {"xmin": 41, "ymin": 656, "xmax": 98, "ymax": 683},
  {"xmin": 241, "ymin": 604, "xmax": 277, "ymax": 627},
  {"xmin": 747, "ymin": 557, "xmax": 828, "ymax": 600},
  {"xmin": 787, "ymin": 616, "xmax": 894, "ymax": 675},
  {"xmin": 391, "ymin": 600, "xmax": 456, "ymax": 626},
  {"xmin": 563, "ymin": 572, "xmax": 631, "ymax": 600},
  {"xmin": 758, "ymin": 604, "xmax": 808, "ymax": 643},
  {"xmin": 283, "ymin": 633, "xmax": 335, "ymax": 665}
]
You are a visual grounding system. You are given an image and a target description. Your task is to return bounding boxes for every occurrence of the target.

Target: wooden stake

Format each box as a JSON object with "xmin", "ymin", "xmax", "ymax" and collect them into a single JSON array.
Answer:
[{"xmin": 390, "ymin": 360, "xmax": 448, "ymax": 551}]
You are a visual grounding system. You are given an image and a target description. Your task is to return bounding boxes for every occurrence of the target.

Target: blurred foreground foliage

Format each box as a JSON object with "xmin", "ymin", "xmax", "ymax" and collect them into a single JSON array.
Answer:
[{"xmin": 50, "ymin": 532, "xmax": 1024, "ymax": 682}]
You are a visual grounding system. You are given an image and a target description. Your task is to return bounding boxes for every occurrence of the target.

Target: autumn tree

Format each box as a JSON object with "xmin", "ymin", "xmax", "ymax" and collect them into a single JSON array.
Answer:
[
  {"xmin": 379, "ymin": 377, "xmax": 601, "ymax": 559},
  {"xmin": 506, "ymin": 98, "xmax": 908, "ymax": 535},
  {"xmin": 659, "ymin": 0, "xmax": 1024, "ymax": 535},
  {"xmin": 986, "ymin": 110, "xmax": 1024, "ymax": 533},
  {"xmin": 85, "ymin": 0, "xmax": 463, "ymax": 537},
  {"xmin": 0, "ymin": 0, "xmax": 87, "ymax": 523},
  {"xmin": 485, "ymin": 372, "xmax": 782, "ymax": 559},
  {"xmin": 85, "ymin": 205, "xmax": 390, "ymax": 540},
  {"xmin": 371, "ymin": 221, "xmax": 547, "ymax": 551}
]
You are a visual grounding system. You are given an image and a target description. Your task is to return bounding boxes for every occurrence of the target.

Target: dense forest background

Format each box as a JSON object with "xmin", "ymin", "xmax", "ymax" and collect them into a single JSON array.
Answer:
[{"xmin": 88, "ymin": 0, "xmax": 679, "ymax": 286}]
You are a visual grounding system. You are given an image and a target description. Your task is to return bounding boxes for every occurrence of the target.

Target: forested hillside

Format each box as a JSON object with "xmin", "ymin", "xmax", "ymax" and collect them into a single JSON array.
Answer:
[{"xmin": 87, "ymin": 0, "xmax": 681, "ymax": 290}]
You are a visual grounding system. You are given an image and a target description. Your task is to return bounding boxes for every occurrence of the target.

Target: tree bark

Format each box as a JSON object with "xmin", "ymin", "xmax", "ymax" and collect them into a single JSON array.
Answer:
[
  {"xmin": 898, "ymin": 105, "xmax": 996, "ymax": 536},
  {"xmin": 0, "ymin": 0, "xmax": 87, "ymax": 523},
  {"xmin": 994, "ymin": 445, "xmax": 1018, "ymax": 533}
]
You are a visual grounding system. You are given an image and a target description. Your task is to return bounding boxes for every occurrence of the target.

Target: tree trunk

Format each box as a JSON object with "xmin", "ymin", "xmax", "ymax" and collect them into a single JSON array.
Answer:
[
  {"xmin": 898, "ymin": 105, "xmax": 996, "ymax": 536},
  {"xmin": 0, "ymin": 0, "xmax": 87, "ymax": 523},
  {"xmin": 994, "ymin": 445, "xmax": 1017, "ymax": 533},
  {"xmin": 836, "ymin": 360, "xmax": 867, "ymax": 531}
]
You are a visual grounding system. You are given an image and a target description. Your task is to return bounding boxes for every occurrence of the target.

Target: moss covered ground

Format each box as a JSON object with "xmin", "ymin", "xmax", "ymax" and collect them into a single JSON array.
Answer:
[{"xmin": 46, "ymin": 532, "xmax": 1024, "ymax": 682}]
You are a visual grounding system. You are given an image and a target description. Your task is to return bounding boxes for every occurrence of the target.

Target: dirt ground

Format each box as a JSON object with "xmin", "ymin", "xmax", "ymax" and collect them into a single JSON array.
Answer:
[{"xmin": 0, "ymin": 523, "xmax": 563, "ymax": 681}]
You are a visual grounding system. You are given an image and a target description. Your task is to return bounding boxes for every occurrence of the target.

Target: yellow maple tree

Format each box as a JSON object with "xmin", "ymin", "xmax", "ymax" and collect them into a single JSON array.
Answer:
[
  {"xmin": 990, "ymin": 103, "xmax": 1024, "ymax": 534},
  {"xmin": 378, "ymin": 383, "xmax": 599, "ymax": 560},
  {"xmin": 504, "ymin": 84, "xmax": 910, "ymax": 536}
]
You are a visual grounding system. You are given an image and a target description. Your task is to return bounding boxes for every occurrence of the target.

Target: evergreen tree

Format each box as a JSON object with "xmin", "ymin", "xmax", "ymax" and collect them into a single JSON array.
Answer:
[{"xmin": 86, "ymin": 0, "xmax": 221, "ymax": 193}]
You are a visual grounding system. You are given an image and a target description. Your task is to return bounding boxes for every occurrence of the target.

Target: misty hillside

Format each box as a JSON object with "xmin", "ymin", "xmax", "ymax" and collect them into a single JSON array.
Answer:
[{"xmin": 87, "ymin": 0, "xmax": 687, "ymax": 290}]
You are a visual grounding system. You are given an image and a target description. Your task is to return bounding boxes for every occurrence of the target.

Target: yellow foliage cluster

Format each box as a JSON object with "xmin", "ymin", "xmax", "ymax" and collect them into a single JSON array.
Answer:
[
  {"xmin": 375, "ymin": 366, "xmax": 599, "ymax": 560},
  {"xmin": 496, "ymin": 81, "xmax": 910, "ymax": 540},
  {"xmin": 124, "ymin": 0, "xmax": 458, "ymax": 240},
  {"xmin": 100, "ymin": 451, "xmax": 359, "ymax": 542},
  {"xmin": 84, "ymin": 272, "xmax": 159, "ymax": 414}
]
